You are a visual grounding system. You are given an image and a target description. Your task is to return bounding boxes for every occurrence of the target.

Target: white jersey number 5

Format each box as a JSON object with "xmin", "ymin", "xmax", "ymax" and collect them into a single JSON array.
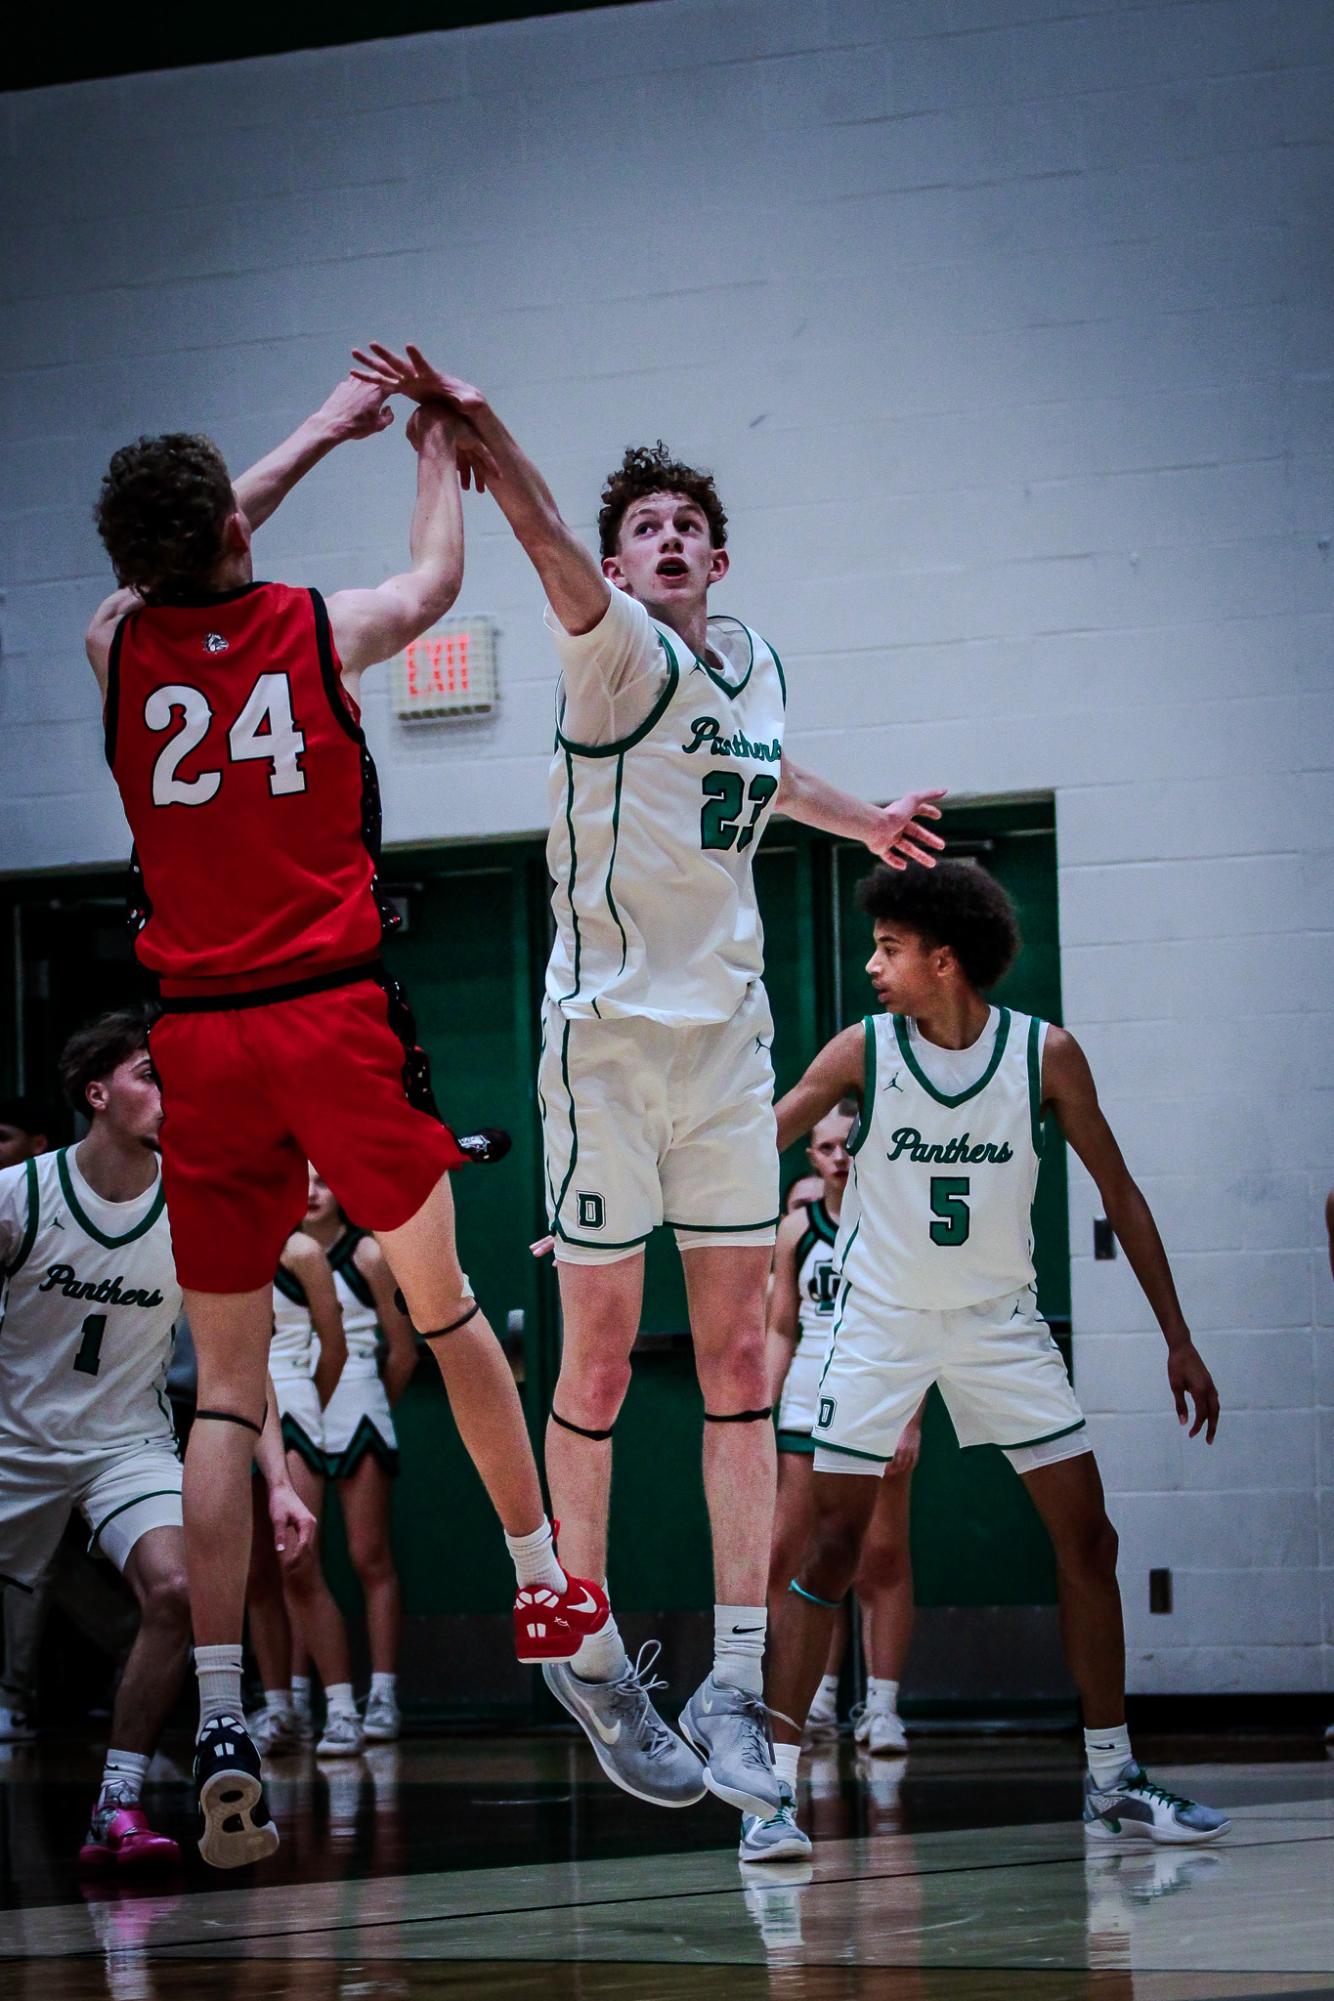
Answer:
[{"xmin": 148, "ymin": 674, "xmax": 307, "ymax": 807}]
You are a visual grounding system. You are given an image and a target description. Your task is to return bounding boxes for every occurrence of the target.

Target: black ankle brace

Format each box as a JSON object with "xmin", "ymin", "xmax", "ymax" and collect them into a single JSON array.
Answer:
[
  {"xmin": 703, "ymin": 1406, "xmax": 773, "ymax": 1423},
  {"xmin": 551, "ymin": 1409, "xmax": 614, "ymax": 1441}
]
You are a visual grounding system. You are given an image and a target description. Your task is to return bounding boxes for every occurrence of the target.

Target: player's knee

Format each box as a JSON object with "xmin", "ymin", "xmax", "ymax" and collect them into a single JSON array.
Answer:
[
  {"xmin": 349, "ymin": 1534, "xmax": 395, "ymax": 1587},
  {"xmin": 141, "ymin": 1564, "xmax": 192, "ymax": 1632},
  {"xmin": 1061, "ymin": 1510, "xmax": 1119, "ymax": 1582},
  {"xmin": 855, "ymin": 1532, "xmax": 909, "ymax": 1597},
  {"xmin": 558, "ymin": 1354, "xmax": 632, "ymax": 1430},
  {"xmin": 802, "ymin": 1510, "xmax": 866, "ymax": 1601},
  {"xmin": 698, "ymin": 1328, "xmax": 768, "ymax": 1409}
]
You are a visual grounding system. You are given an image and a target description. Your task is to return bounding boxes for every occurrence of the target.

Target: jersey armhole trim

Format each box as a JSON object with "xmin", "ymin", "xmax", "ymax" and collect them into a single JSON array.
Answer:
[
  {"xmin": 57, "ymin": 1150, "xmax": 166, "ymax": 1249},
  {"xmin": 1027, "ymin": 1015, "xmax": 1046, "ymax": 1157},
  {"xmin": 810, "ymin": 1197, "xmax": 839, "ymax": 1245},
  {"xmin": 310, "ymin": 588, "xmax": 364, "ymax": 746},
  {"xmin": 769, "ymin": 640, "xmax": 788, "ymax": 707},
  {"xmin": 102, "ymin": 614, "xmax": 129, "ymax": 767},
  {"xmin": 846, "ymin": 1020, "xmax": 876, "ymax": 1156},
  {"xmin": 555, "ymin": 631, "xmax": 682, "ymax": 758},
  {"xmin": 3, "ymin": 1157, "xmax": 40, "ymax": 1280}
]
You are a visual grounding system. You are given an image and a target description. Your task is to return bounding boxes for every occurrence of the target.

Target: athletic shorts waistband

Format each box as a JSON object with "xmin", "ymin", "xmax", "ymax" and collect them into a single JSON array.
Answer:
[{"xmin": 156, "ymin": 959, "xmax": 385, "ymax": 1013}]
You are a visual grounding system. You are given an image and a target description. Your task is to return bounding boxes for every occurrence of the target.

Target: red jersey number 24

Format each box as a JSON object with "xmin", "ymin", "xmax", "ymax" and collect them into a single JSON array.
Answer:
[{"xmin": 146, "ymin": 674, "xmax": 307, "ymax": 806}]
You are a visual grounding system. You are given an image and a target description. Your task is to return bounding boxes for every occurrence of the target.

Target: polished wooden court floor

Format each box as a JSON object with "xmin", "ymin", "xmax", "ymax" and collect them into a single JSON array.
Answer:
[{"xmin": 1, "ymin": 1732, "xmax": 1330, "ymax": 1998}]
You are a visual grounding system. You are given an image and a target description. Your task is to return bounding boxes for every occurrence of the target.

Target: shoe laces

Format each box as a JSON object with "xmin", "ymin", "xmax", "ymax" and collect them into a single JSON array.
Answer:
[
  {"xmin": 721, "ymin": 1685, "xmax": 776, "ymax": 1775},
  {"xmin": 608, "ymin": 1642, "xmax": 679, "ymax": 1760},
  {"xmin": 1131, "ymin": 1771, "xmax": 1194, "ymax": 1812}
]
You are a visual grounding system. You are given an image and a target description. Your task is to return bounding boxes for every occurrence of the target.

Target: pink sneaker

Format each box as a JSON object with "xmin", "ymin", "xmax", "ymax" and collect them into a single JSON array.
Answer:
[{"xmin": 79, "ymin": 1805, "xmax": 181, "ymax": 1872}]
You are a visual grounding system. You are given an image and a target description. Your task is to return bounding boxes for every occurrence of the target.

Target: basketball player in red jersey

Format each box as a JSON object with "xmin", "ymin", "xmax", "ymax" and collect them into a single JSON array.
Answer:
[{"xmin": 84, "ymin": 374, "xmax": 609, "ymax": 1868}]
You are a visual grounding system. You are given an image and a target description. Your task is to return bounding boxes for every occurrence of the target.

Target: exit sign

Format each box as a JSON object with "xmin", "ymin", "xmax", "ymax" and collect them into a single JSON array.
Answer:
[{"xmin": 392, "ymin": 617, "xmax": 497, "ymax": 721}]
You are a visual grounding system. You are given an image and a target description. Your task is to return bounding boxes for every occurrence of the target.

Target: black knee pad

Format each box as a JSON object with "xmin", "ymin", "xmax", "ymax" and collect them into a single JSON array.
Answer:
[
  {"xmin": 417, "ymin": 1300, "xmax": 481, "ymax": 1341},
  {"xmin": 551, "ymin": 1409, "xmax": 614, "ymax": 1442},
  {"xmin": 194, "ymin": 1407, "xmax": 263, "ymax": 1437},
  {"xmin": 703, "ymin": 1406, "xmax": 773, "ymax": 1424}
]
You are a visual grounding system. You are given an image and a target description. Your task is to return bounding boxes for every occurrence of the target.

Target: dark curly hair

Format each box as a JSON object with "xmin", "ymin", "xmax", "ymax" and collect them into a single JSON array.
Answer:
[
  {"xmin": 94, "ymin": 433, "xmax": 235, "ymax": 602},
  {"xmin": 857, "ymin": 860, "xmax": 1020, "ymax": 991},
  {"xmin": 598, "ymin": 441, "xmax": 728, "ymax": 558},
  {"xmin": 58, "ymin": 1006, "xmax": 156, "ymax": 1117}
]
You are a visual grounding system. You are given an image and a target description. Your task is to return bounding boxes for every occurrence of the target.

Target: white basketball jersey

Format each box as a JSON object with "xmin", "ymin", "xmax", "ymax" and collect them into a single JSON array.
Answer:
[
  {"xmin": 546, "ymin": 614, "xmax": 787, "ymax": 1024},
  {"xmin": 837, "ymin": 1007, "xmax": 1048, "ymax": 1311},
  {"xmin": 330, "ymin": 1232, "xmax": 379, "ymax": 1371},
  {"xmin": 0, "ymin": 1148, "xmax": 180, "ymax": 1453},
  {"xmin": 270, "ymin": 1268, "xmax": 315, "ymax": 1381},
  {"xmin": 795, "ymin": 1198, "xmax": 842, "ymax": 1350}
]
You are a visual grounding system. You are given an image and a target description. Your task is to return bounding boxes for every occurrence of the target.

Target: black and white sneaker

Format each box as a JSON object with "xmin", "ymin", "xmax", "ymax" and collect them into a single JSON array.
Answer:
[{"xmin": 194, "ymin": 1715, "xmax": 279, "ymax": 1869}]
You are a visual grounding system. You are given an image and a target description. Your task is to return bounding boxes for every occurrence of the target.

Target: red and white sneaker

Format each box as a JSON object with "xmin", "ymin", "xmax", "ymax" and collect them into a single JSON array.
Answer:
[
  {"xmin": 79, "ymin": 1804, "xmax": 181, "ymax": 1872},
  {"xmin": 514, "ymin": 1572, "xmax": 610, "ymax": 1663}
]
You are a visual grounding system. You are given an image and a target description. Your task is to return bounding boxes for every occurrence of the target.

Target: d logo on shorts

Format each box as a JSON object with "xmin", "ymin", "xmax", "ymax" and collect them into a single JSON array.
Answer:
[
  {"xmin": 817, "ymin": 1395, "xmax": 837, "ymax": 1431},
  {"xmin": 576, "ymin": 1191, "xmax": 606, "ymax": 1232}
]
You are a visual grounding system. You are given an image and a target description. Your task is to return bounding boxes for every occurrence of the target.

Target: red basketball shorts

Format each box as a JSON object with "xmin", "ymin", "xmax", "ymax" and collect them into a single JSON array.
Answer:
[{"xmin": 150, "ymin": 973, "xmax": 468, "ymax": 1293}]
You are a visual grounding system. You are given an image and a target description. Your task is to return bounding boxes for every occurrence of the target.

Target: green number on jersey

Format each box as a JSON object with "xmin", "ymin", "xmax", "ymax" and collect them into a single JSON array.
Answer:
[
  {"xmin": 700, "ymin": 771, "xmax": 779, "ymax": 852},
  {"xmin": 73, "ymin": 1313, "xmax": 107, "ymax": 1377},
  {"xmin": 929, "ymin": 1177, "xmax": 971, "ymax": 1247}
]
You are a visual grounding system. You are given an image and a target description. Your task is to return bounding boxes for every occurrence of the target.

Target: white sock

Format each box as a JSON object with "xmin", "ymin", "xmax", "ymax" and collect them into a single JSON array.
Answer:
[
  {"xmin": 264, "ymin": 1688, "xmax": 291, "ymax": 1714},
  {"xmin": 572, "ymin": 1609, "xmax": 628, "ymax": 1683},
  {"xmin": 1084, "ymin": 1722, "xmax": 1134, "ymax": 1790},
  {"xmin": 98, "ymin": 1748, "xmax": 150, "ymax": 1808},
  {"xmin": 505, "ymin": 1519, "xmax": 568, "ymax": 1594},
  {"xmin": 195, "ymin": 1643, "xmax": 244, "ymax": 1733},
  {"xmin": 325, "ymin": 1682, "xmax": 357, "ymax": 1719},
  {"xmin": 811, "ymin": 1673, "xmax": 840, "ymax": 1712},
  {"xmin": 773, "ymin": 1741, "xmax": 801, "ymax": 1792},
  {"xmin": 290, "ymin": 1675, "xmax": 312, "ymax": 1714},
  {"xmin": 867, "ymin": 1676, "xmax": 899, "ymax": 1714},
  {"xmin": 713, "ymin": 1605, "xmax": 766, "ymax": 1696},
  {"xmin": 370, "ymin": 1671, "xmax": 397, "ymax": 1703}
]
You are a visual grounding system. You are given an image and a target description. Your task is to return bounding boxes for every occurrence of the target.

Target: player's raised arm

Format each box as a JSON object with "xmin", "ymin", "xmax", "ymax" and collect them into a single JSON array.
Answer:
[
  {"xmin": 232, "ymin": 374, "xmax": 394, "ymax": 530},
  {"xmin": 350, "ymin": 343, "xmax": 610, "ymax": 637},
  {"xmin": 775, "ymin": 1024, "xmax": 866, "ymax": 1155},
  {"xmin": 776, "ymin": 759, "xmax": 948, "ymax": 873},
  {"xmin": 1042, "ymin": 1025, "xmax": 1220, "ymax": 1443},
  {"xmin": 324, "ymin": 402, "xmax": 468, "ymax": 685}
]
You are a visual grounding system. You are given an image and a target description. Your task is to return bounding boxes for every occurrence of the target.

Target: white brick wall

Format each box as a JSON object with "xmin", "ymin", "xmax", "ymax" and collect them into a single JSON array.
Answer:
[{"xmin": 1, "ymin": 0, "xmax": 1330, "ymax": 1693}]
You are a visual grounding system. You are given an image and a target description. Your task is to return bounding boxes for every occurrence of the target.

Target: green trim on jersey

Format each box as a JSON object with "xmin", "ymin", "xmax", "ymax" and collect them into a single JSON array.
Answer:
[
  {"xmin": 776, "ymin": 1428, "xmax": 815, "ymax": 1455},
  {"xmin": 812, "ymin": 1436, "xmax": 891, "ymax": 1464},
  {"xmin": 3, "ymin": 1158, "xmax": 41, "ymax": 1280},
  {"xmin": 330, "ymin": 1413, "xmax": 399, "ymax": 1481},
  {"xmin": 1026, "ymin": 1014, "xmax": 1046, "ymax": 1157},
  {"xmin": 551, "ymin": 1018, "xmax": 581, "ymax": 1231},
  {"xmin": 769, "ymin": 641, "xmax": 788, "ymax": 707},
  {"xmin": 56, "ymin": 1150, "xmax": 166, "ymax": 1250},
  {"xmin": 816, "ymin": 1260, "xmax": 857, "ymax": 1393},
  {"xmin": 893, "ymin": 1007, "xmax": 1012, "ymax": 1109},
  {"xmin": 331, "ymin": 1230, "xmax": 376, "ymax": 1311},
  {"xmin": 605, "ymin": 755, "xmax": 630, "ymax": 977},
  {"xmin": 846, "ymin": 1021, "xmax": 876, "ymax": 1155},
  {"xmin": 0, "ymin": 1570, "xmax": 35, "ymax": 1595},
  {"xmin": 555, "ymin": 629, "xmax": 681, "ymax": 758},
  {"xmin": 280, "ymin": 1413, "xmax": 327, "ymax": 1476},
  {"xmin": 662, "ymin": 1214, "xmax": 780, "ymax": 1233},
  {"xmin": 273, "ymin": 1265, "xmax": 308, "ymax": 1306},
  {"xmin": 87, "ymin": 1487, "xmax": 182, "ymax": 1554},
  {"xmin": 693, "ymin": 619, "xmax": 755, "ymax": 699},
  {"xmin": 554, "ymin": 1225, "xmax": 653, "ymax": 1252},
  {"xmin": 993, "ymin": 1416, "xmax": 1086, "ymax": 1453},
  {"xmin": 557, "ymin": 749, "xmax": 584, "ymax": 1005},
  {"xmin": 809, "ymin": 1197, "xmax": 839, "ymax": 1246}
]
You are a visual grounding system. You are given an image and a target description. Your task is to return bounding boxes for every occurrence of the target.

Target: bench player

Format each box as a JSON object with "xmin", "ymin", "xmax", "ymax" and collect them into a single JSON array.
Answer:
[
  {"xmin": 767, "ymin": 1105, "xmax": 919, "ymax": 1762},
  {"xmin": 0, "ymin": 1009, "xmax": 313, "ymax": 1869},
  {"xmin": 349, "ymin": 343, "xmax": 945, "ymax": 1817},
  {"xmin": 85, "ymin": 374, "xmax": 608, "ymax": 1866},
  {"xmin": 755, "ymin": 860, "xmax": 1230, "ymax": 1857}
]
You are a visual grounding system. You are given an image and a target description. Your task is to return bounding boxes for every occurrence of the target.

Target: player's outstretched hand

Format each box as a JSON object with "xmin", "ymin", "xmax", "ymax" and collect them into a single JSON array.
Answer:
[
  {"xmin": 1168, "ymin": 1339, "xmax": 1220, "ymax": 1443},
  {"xmin": 866, "ymin": 789, "xmax": 948, "ymax": 871},
  {"xmin": 352, "ymin": 342, "xmax": 485, "ymax": 418},
  {"xmin": 315, "ymin": 373, "xmax": 396, "ymax": 441},
  {"xmin": 269, "ymin": 1478, "xmax": 318, "ymax": 1567}
]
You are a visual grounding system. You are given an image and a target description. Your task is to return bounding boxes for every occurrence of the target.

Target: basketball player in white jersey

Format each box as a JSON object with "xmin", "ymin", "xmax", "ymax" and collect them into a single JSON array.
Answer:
[
  {"xmin": 0, "ymin": 1011, "xmax": 314, "ymax": 1869},
  {"xmin": 767, "ymin": 1106, "xmax": 920, "ymax": 1759},
  {"xmin": 349, "ymin": 342, "xmax": 944, "ymax": 1816},
  {"xmin": 295, "ymin": 1168, "xmax": 413, "ymax": 1742},
  {"xmin": 752, "ymin": 861, "xmax": 1229, "ymax": 1859}
]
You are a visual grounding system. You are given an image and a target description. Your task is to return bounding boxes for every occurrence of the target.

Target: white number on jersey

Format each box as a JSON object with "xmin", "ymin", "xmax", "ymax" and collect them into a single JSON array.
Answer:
[{"xmin": 147, "ymin": 674, "xmax": 307, "ymax": 808}]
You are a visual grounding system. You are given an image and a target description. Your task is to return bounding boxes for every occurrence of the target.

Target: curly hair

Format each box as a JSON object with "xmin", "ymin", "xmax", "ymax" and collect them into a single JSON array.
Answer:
[
  {"xmin": 598, "ymin": 441, "xmax": 728, "ymax": 558},
  {"xmin": 857, "ymin": 860, "xmax": 1021, "ymax": 991},
  {"xmin": 58, "ymin": 1005, "xmax": 155, "ymax": 1117},
  {"xmin": 94, "ymin": 433, "xmax": 235, "ymax": 602}
]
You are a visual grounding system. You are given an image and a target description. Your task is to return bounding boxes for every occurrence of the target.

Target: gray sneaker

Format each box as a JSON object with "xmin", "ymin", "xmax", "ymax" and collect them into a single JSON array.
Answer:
[
  {"xmin": 678, "ymin": 1673, "xmax": 780, "ymax": 1818},
  {"xmin": 739, "ymin": 1782, "xmax": 812, "ymax": 1862},
  {"xmin": 543, "ymin": 1641, "xmax": 706, "ymax": 1809},
  {"xmin": 362, "ymin": 1692, "xmax": 401, "ymax": 1743},
  {"xmin": 246, "ymin": 1706, "xmax": 304, "ymax": 1757},
  {"xmin": 316, "ymin": 1710, "xmax": 365, "ymax": 1758},
  {"xmin": 1083, "ymin": 1762, "xmax": 1231, "ymax": 1845}
]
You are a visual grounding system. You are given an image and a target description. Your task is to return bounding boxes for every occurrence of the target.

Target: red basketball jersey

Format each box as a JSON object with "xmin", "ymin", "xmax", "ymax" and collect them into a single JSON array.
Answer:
[{"xmin": 105, "ymin": 583, "xmax": 389, "ymax": 996}]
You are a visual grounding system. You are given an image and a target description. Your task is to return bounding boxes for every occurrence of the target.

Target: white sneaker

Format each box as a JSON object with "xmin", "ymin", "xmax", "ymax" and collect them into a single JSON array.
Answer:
[
  {"xmin": 362, "ymin": 1691, "xmax": 401, "ymax": 1743},
  {"xmin": 803, "ymin": 1694, "xmax": 839, "ymax": 1743},
  {"xmin": 0, "ymin": 1706, "xmax": 36, "ymax": 1743},
  {"xmin": 247, "ymin": 1706, "xmax": 304, "ymax": 1757},
  {"xmin": 316, "ymin": 1710, "xmax": 365, "ymax": 1758},
  {"xmin": 1083, "ymin": 1763, "xmax": 1230, "ymax": 1844},
  {"xmin": 738, "ymin": 1783, "xmax": 813, "ymax": 1862},
  {"xmin": 851, "ymin": 1701, "xmax": 907, "ymax": 1755}
]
